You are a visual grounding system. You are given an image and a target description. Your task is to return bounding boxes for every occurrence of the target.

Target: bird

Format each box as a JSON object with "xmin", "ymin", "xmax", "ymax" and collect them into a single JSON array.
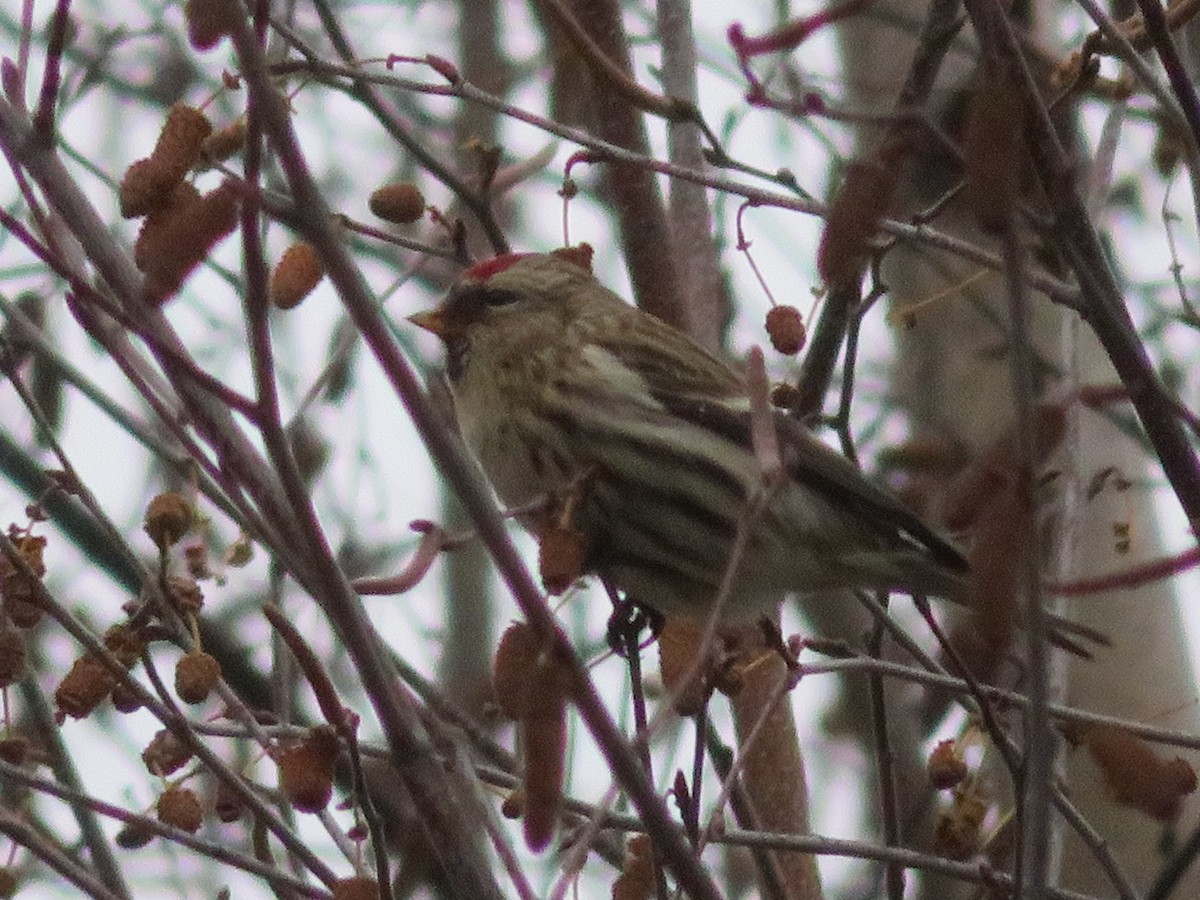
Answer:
[{"xmin": 407, "ymin": 250, "xmax": 984, "ymax": 629}]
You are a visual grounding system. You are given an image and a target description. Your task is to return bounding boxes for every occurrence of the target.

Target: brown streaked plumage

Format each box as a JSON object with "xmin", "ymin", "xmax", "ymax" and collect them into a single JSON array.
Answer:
[{"xmin": 410, "ymin": 252, "xmax": 975, "ymax": 624}]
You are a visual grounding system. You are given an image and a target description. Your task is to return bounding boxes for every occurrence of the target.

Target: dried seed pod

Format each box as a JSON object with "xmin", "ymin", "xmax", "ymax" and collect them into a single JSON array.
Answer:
[
  {"xmin": 765, "ymin": 305, "xmax": 806, "ymax": 355},
  {"xmin": 1, "ymin": 534, "xmax": 46, "ymax": 628},
  {"xmin": 175, "ymin": 649, "xmax": 221, "ymax": 704},
  {"xmin": 3, "ymin": 593, "xmax": 40, "ymax": 629},
  {"xmin": 144, "ymin": 491, "xmax": 193, "ymax": 548},
  {"xmin": 275, "ymin": 725, "xmax": 340, "ymax": 813},
  {"xmin": 142, "ymin": 728, "xmax": 193, "ymax": 777},
  {"xmin": 368, "ymin": 182, "xmax": 425, "ymax": 224},
  {"xmin": 55, "ymin": 655, "xmax": 118, "ymax": 719},
  {"xmin": 500, "ymin": 789, "xmax": 524, "ymax": 819},
  {"xmin": 166, "ymin": 575, "xmax": 205, "ymax": 616},
  {"xmin": 934, "ymin": 785, "xmax": 988, "ymax": 860},
  {"xmin": 269, "ymin": 242, "xmax": 324, "ymax": 310},
  {"xmin": 0, "ymin": 629, "xmax": 24, "ymax": 687},
  {"xmin": 769, "ymin": 381, "xmax": 801, "ymax": 410},
  {"xmin": 116, "ymin": 820, "xmax": 156, "ymax": 849},
  {"xmin": 183, "ymin": 543, "xmax": 210, "ymax": 580},
  {"xmin": 226, "ymin": 533, "xmax": 253, "ymax": 567},
  {"xmin": 214, "ymin": 778, "xmax": 244, "ymax": 822},
  {"xmin": 185, "ymin": 0, "xmax": 241, "ymax": 51},
  {"xmin": 111, "ymin": 679, "xmax": 143, "ymax": 714},
  {"xmin": 613, "ymin": 834, "xmax": 655, "ymax": 900},
  {"xmin": 104, "ymin": 623, "xmax": 148, "ymax": 668},
  {"xmin": 928, "ymin": 739, "xmax": 968, "ymax": 790},
  {"xmin": 0, "ymin": 735, "xmax": 30, "ymax": 766},
  {"xmin": 157, "ymin": 785, "xmax": 203, "ymax": 833},
  {"xmin": 2, "ymin": 533, "xmax": 45, "ymax": 578}
]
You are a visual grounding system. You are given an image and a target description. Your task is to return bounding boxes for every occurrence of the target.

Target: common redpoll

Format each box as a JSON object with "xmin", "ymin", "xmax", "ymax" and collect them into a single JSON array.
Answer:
[{"xmin": 409, "ymin": 251, "xmax": 975, "ymax": 625}]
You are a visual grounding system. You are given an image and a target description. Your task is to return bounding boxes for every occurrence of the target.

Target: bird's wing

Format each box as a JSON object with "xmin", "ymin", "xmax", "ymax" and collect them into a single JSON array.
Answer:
[
  {"xmin": 591, "ymin": 311, "xmax": 748, "ymax": 401},
  {"xmin": 591, "ymin": 312, "xmax": 965, "ymax": 572},
  {"xmin": 769, "ymin": 411, "xmax": 967, "ymax": 573}
]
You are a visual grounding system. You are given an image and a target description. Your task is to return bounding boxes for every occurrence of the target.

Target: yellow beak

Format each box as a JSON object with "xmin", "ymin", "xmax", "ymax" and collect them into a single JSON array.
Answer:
[{"xmin": 407, "ymin": 308, "xmax": 445, "ymax": 337}]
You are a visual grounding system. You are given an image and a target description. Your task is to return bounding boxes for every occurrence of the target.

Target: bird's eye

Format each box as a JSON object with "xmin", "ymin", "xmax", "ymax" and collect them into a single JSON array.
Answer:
[{"xmin": 480, "ymin": 288, "xmax": 520, "ymax": 307}]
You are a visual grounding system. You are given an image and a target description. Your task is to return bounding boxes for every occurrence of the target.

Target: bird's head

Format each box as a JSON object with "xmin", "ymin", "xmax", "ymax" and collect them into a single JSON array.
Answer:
[{"xmin": 408, "ymin": 250, "xmax": 613, "ymax": 380}]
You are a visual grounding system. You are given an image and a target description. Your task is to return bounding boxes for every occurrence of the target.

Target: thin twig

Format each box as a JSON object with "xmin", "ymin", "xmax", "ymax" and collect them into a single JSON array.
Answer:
[{"xmin": 867, "ymin": 607, "xmax": 905, "ymax": 900}]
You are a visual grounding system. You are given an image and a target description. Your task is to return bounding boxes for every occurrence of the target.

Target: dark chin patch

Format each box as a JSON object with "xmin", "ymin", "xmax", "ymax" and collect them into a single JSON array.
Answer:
[{"xmin": 464, "ymin": 253, "xmax": 532, "ymax": 281}]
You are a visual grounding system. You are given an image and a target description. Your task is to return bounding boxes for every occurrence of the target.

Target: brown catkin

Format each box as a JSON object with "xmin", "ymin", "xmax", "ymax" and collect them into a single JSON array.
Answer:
[
  {"xmin": 521, "ymin": 702, "xmax": 566, "ymax": 852},
  {"xmin": 119, "ymin": 106, "xmax": 211, "ymax": 220},
  {"xmin": 119, "ymin": 158, "xmax": 179, "ymax": 219},
  {"xmin": 493, "ymin": 623, "xmax": 539, "ymax": 720},
  {"xmin": 269, "ymin": 243, "xmax": 324, "ymax": 309},
  {"xmin": 964, "ymin": 72, "xmax": 1026, "ymax": 232},
  {"xmin": 1077, "ymin": 723, "xmax": 1198, "ymax": 821},
  {"xmin": 185, "ymin": 0, "xmax": 241, "ymax": 51},
  {"xmin": 151, "ymin": 105, "xmax": 212, "ymax": 184},
  {"xmin": 368, "ymin": 183, "xmax": 425, "ymax": 224},
  {"xmin": 817, "ymin": 139, "xmax": 905, "ymax": 286},
  {"xmin": 140, "ymin": 181, "xmax": 239, "ymax": 305},
  {"xmin": 135, "ymin": 182, "xmax": 201, "ymax": 270},
  {"xmin": 537, "ymin": 525, "xmax": 586, "ymax": 595},
  {"xmin": 198, "ymin": 119, "xmax": 247, "ymax": 168},
  {"xmin": 331, "ymin": 877, "xmax": 381, "ymax": 900},
  {"xmin": 165, "ymin": 575, "xmax": 205, "ymax": 616},
  {"xmin": 657, "ymin": 619, "xmax": 709, "ymax": 717}
]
